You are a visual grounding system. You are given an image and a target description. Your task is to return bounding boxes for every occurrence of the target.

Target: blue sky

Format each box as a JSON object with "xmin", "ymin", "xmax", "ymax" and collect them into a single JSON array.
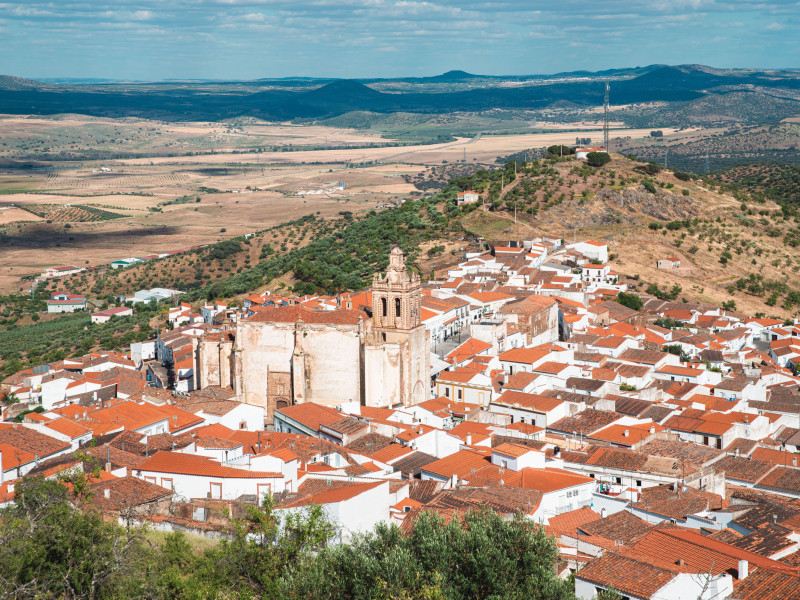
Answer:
[{"xmin": 1, "ymin": 0, "xmax": 797, "ymax": 80}]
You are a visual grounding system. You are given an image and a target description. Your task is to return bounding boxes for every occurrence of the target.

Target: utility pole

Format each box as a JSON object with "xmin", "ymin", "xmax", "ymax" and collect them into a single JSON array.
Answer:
[
  {"xmin": 665, "ymin": 149, "xmax": 669, "ymax": 169},
  {"xmin": 705, "ymin": 146, "xmax": 710, "ymax": 174}
]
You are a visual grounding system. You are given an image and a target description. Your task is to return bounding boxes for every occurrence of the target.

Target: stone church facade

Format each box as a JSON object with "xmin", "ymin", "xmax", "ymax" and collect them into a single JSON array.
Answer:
[{"xmin": 197, "ymin": 247, "xmax": 430, "ymax": 423}]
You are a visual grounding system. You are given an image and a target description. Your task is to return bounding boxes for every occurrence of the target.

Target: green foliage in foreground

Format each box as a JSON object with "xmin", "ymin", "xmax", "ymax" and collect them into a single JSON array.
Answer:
[
  {"xmin": 0, "ymin": 476, "xmax": 574, "ymax": 600},
  {"xmin": 586, "ymin": 152, "xmax": 611, "ymax": 168},
  {"xmin": 615, "ymin": 291, "xmax": 643, "ymax": 311}
]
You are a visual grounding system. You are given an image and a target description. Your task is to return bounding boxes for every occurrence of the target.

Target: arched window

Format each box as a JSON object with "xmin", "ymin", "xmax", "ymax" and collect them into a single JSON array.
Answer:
[
  {"xmin": 381, "ymin": 297, "xmax": 387, "ymax": 317},
  {"xmin": 395, "ymin": 297, "xmax": 401, "ymax": 318}
]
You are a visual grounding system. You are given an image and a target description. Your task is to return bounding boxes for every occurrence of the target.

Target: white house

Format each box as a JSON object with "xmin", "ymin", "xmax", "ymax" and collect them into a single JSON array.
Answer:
[
  {"xmin": 136, "ymin": 450, "xmax": 285, "ymax": 501},
  {"xmin": 91, "ymin": 306, "xmax": 133, "ymax": 324}
]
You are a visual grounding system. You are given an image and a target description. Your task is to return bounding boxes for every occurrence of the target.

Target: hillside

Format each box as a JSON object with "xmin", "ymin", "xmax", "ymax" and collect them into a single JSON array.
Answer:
[
  {"xmin": 615, "ymin": 121, "xmax": 800, "ymax": 173},
  {"xmin": 715, "ymin": 163, "xmax": 800, "ymax": 204},
  {"xmin": 6, "ymin": 154, "xmax": 800, "ymax": 371},
  {"xmin": 45, "ymin": 154, "xmax": 800, "ymax": 323},
  {"xmin": 2, "ymin": 64, "xmax": 799, "ymax": 122},
  {"xmin": 446, "ymin": 154, "xmax": 800, "ymax": 319}
]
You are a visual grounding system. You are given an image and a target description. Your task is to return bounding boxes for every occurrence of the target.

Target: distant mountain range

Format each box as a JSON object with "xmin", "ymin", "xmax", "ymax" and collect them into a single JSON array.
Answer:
[{"xmin": 1, "ymin": 64, "xmax": 799, "ymax": 121}]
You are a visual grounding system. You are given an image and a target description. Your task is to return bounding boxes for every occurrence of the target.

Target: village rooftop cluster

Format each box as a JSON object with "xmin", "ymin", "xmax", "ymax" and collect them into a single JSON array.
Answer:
[{"xmin": 4, "ymin": 240, "xmax": 800, "ymax": 600}]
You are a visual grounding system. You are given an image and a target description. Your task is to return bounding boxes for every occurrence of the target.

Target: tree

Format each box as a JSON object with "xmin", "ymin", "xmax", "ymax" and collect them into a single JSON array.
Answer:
[
  {"xmin": 0, "ymin": 476, "xmax": 152, "ymax": 600},
  {"xmin": 586, "ymin": 152, "xmax": 611, "ymax": 167},
  {"xmin": 282, "ymin": 509, "xmax": 573, "ymax": 600},
  {"xmin": 547, "ymin": 145, "xmax": 575, "ymax": 157},
  {"xmin": 616, "ymin": 292, "xmax": 643, "ymax": 311},
  {"xmin": 209, "ymin": 494, "xmax": 335, "ymax": 598}
]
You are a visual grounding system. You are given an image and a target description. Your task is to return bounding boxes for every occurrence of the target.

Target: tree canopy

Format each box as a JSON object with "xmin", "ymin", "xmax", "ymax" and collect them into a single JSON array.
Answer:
[{"xmin": 0, "ymin": 476, "xmax": 575, "ymax": 600}]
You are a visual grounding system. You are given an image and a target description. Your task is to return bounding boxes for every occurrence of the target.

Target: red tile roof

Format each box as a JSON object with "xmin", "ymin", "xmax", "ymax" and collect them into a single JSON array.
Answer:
[{"xmin": 138, "ymin": 451, "xmax": 282, "ymax": 479}]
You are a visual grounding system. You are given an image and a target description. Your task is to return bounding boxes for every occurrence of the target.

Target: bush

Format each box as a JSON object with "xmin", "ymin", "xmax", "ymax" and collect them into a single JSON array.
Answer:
[
  {"xmin": 586, "ymin": 152, "xmax": 611, "ymax": 167},
  {"xmin": 642, "ymin": 180, "xmax": 657, "ymax": 194},
  {"xmin": 616, "ymin": 292, "xmax": 643, "ymax": 311},
  {"xmin": 547, "ymin": 145, "xmax": 575, "ymax": 156}
]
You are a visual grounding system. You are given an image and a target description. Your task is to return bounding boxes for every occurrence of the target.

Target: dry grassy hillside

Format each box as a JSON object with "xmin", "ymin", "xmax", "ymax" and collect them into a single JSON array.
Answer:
[{"xmin": 459, "ymin": 154, "xmax": 800, "ymax": 318}]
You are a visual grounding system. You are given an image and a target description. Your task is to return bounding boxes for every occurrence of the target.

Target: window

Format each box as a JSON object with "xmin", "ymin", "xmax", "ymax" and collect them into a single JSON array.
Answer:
[
  {"xmin": 210, "ymin": 482, "xmax": 222, "ymax": 499},
  {"xmin": 161, "ymin": 478, "xmax": 173, "ymax": 490},
  {"xmin": 457, "ymin": 389, "xmax": 463, "ymax": 400},
  {"xmin": 395, "ymin": 298, "xmax": 401, "ymax": 318},
  {"xmin": 381, "ymin": 297, "xmax": 387, "ymax": 317},
  {"xmin": 145, "ymin": 476, "xmax": 157, "ymax": 484},
  {"xmin": 257, "ymin": 483, "xmax": 271, "ymax": 501},
  {"xmin": 445, "ymin": 388, "xmax": 450, "ymax": 398},
  {"xmin": 613, "ymin": 476, "xmax": 622, "ymax": 484}
]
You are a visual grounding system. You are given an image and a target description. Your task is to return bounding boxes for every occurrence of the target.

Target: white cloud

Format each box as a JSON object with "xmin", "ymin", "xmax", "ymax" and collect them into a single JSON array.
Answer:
[
  {"xmin": 244, "ymin": 12, "xmax": 265, "ymax": 21},
  {"xmin": 765, "ymin": 22, "xmax": 785, "ymax": 30}
]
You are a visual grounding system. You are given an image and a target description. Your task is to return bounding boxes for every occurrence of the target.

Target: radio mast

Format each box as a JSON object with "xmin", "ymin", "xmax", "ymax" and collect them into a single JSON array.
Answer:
[{"xmin": 603, "ymin": 82, "xmax": 610, "ymax": 152}]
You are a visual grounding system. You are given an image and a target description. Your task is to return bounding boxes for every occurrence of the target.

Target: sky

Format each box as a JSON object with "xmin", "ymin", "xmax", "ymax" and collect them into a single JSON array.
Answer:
[{"xmin": 1, "ymin": 0, "xmax": 798, "ymax": 80}]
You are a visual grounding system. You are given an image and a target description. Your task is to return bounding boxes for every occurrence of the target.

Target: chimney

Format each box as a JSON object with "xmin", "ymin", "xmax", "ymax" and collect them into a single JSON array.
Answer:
[
  {"xmin": 623, "ymin": 429, "xmax": 629, "ymax": 437},
  {"xmin": 738, "ymin": 559, "xmax": 748, "ymax": 580},
  {"xmin": 418, "ymin": 427, "xmax": 423, "ymax": 435},
  {"xmin": 649, "ymin": 426, "xmax": 655, "ymax": 434},
  {"xmin": 553, "ymin": 446, "xmax": 561, "ymax": 457},
  {"xmin": 466, "ymin": 433, "xmax": 472, "ymax": 446},
  {"xmin": 104, "ymin": 488, "xmax": 111, "ymax": 500}
]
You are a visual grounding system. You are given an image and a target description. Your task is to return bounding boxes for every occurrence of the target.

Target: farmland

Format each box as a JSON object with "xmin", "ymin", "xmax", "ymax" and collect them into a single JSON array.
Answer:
[{"xmin": 0, "ymin": 113, "xmax": 676, "ymax": 295}]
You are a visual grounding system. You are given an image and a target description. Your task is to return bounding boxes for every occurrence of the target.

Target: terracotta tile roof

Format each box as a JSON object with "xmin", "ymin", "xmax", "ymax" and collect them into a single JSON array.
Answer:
[
  {"xmin": 714, "ymin": 455, "xmax": 777, "ymax": 484},
  {"xmin": 732, "ymin": 566, "xmax": 800, "ymax": 600},
  {"xmin": 589, "ymin": 423, "xmax": 661, "ymax": 446},
  {"xmin": 0, "ymin": 424, "xmax": 71, "ymax": 462},
  {"xmin": 632, "ymin": 483, "xmax": 726, "ymax": 520},
  {"xmin": 446, "ymin": 338, "xmax": 492, "ymax": 363},
  {"xmin": 88, "ymin": 476, "xmax": 172, "ymax": 511},
  {"xmin": 579, "ymin": 510, "xmax": 655, "ymax": 545},
  {"xmin": 436, "ymin": 368, "xmax": 481, "ymax": 384},
  {"xmin": 421, "ymin": 449, "xmax": 490, "ymax": 479},
  {"xmin": 502, "ymin": 372, "xmax": 540, "ymax": 390},
  {"xmin": 576, "ymin": 550, "xmax": 682, "ymax": 598},
  {"xmin": 750, "ymin": 447, "xmax": 800, "ymax": 468},
  {"xmin": 637, "ymin": 439, "xmax": 723, "ymax": 466},
  {"xmin": 548, "ymin": 409, "xmax": 622, "ymax": 435},
  {"xmin": 391, "ymin": 451, "xmax": 438, "ymax": 477},
  {"xmin": 408, "ymin": 479, "xmax": 443, "ymax": 504},
  {"xmin": 618, "ymin": 348, "xmax": 665, "ymax": 365},
  {"xmin": 138, "ymin": 451, "xmax": 282, "ymax": 479},
  {"xmin": 345, "ymin": 432, "xmax": 394, "ymax": 455},
  {"xmin": 278, "ymin": 480, "xmax": 384, "ymax": 508},
  {"xmin": 498, "ymin": 347, "xmax": 549, "ymax": 365},
  {"xmin": 276, "ymin": 402, "xmax": 343, "ymax": 431},
  {"xmin": 492, "ymin": 390, "xmax": 564, "ymax": 413},
  {"xmin": 493, "ymin": 442, "xmax": 538, "ymax": 458},
  {"xmin": 631, "ymin": 528, "xmax": 797, "ymax": 576},
  {"xmin": 547, "ymin": 506, "xmax": 601, "ymax": 536},
  {"xmin": 44, "ymin": 417, "xmax": 92, "ymax": 439},
  {"xmin": 757, "ymin": 467, "xmax": 800, "ymax": 496}
]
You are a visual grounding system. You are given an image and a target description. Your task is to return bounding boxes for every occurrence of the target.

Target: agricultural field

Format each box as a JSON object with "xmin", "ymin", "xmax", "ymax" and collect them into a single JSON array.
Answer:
[{"xmin": 0, "ymin": 114, "xmax": 677, "ymax": 295}]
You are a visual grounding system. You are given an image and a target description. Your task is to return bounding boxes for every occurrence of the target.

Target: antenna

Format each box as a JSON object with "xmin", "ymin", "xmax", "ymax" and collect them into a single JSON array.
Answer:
[
  {"xmin": 665, "ymin": 149, "xmax": 668, "ymax": 169},
  {"xmin": 603, "ymin": 82, "xmax": 610, "ymax": 152},
  {"xmin": 705, "ymin": 145, "xmax": 710, "ymax": 174}
]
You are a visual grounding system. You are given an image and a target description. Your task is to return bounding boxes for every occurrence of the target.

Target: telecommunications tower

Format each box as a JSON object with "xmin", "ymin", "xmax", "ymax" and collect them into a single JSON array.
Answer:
[{"xmin": 603, "ymin": 82, "xmax": 610, "ymax": 152}]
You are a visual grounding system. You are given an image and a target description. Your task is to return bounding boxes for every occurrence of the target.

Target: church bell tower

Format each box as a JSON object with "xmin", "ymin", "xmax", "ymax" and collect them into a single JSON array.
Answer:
[
  {"xmin": 371, "ymin": 246, "xmax": 421, "ymax": 330},
  {"xmin": 365, "ymin": 246, "xmax": 429, "ymax": 408}
]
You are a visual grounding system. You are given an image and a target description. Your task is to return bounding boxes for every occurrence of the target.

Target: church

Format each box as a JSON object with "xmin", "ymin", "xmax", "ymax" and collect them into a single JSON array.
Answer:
[{"xmin": 197, "ymin": 247, "xmax": 430, "ymax": 423}]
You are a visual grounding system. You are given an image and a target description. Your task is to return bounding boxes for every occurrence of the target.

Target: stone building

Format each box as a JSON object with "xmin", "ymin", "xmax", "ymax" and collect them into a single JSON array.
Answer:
[
  {"xmin": 197, "ymin": 247, "xmax": 430, "ymax": 423},
  {"xmin": 498, "ymin": 294, "xmax": 560, "ymax": 346}
]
